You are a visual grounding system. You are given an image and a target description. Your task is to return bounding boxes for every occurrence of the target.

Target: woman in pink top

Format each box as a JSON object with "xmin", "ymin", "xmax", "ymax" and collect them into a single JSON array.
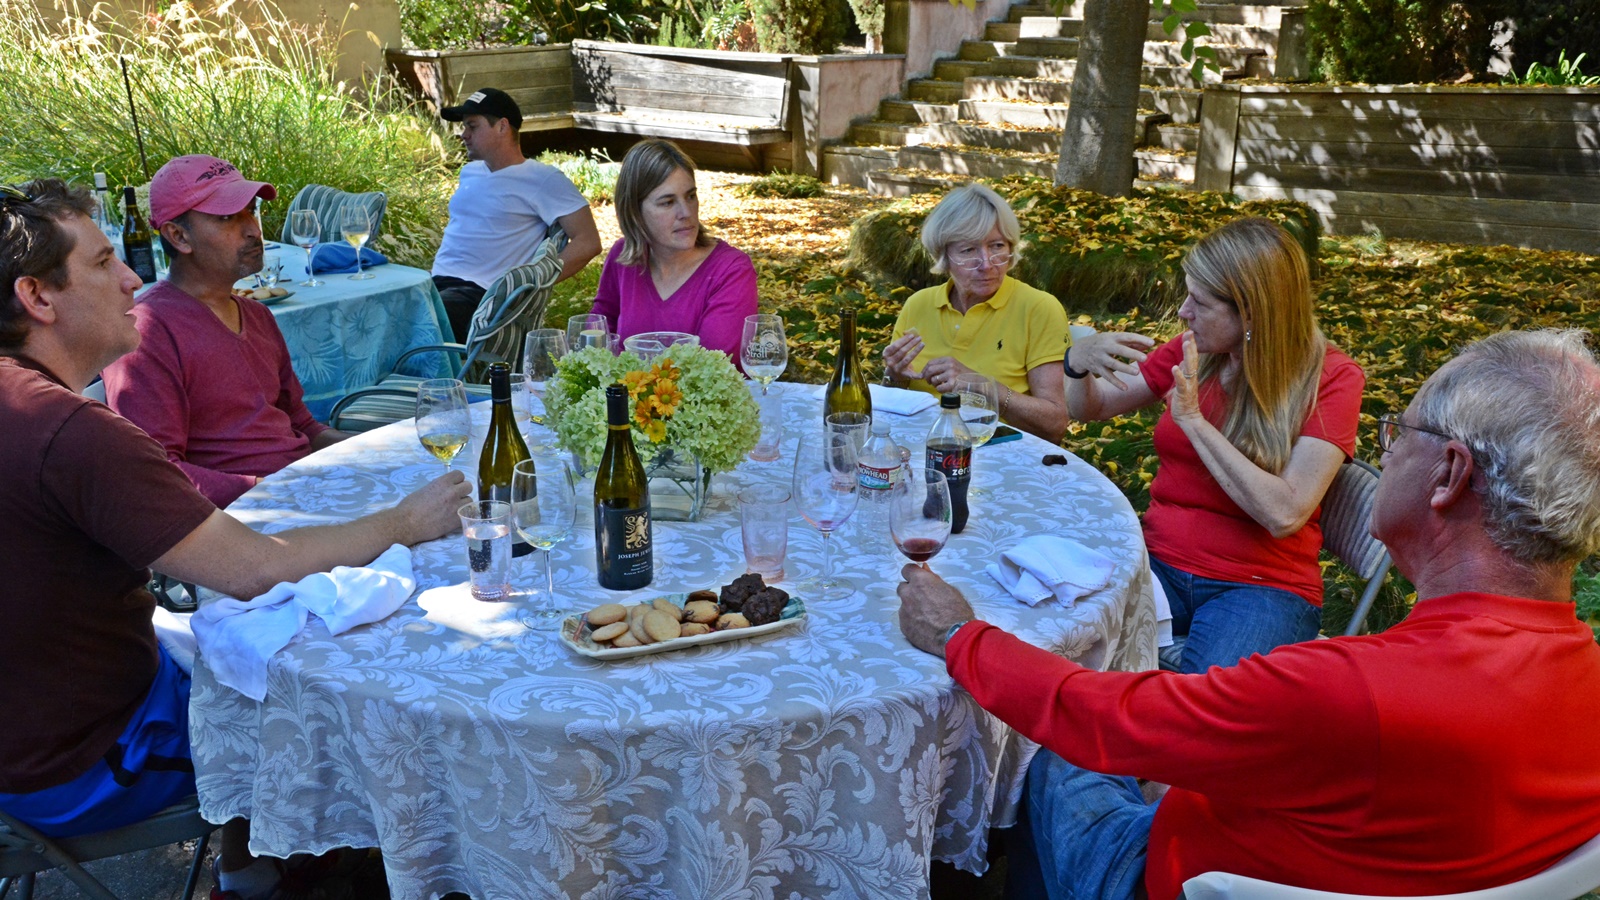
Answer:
[{"xmin": 590, "ymin": 139, "xmax": 757, "ymax": 364}]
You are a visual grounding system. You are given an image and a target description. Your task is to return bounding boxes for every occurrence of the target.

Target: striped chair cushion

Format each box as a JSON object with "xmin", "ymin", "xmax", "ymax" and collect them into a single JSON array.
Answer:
[
  {"xmin": 1320, "ymin": 459, "xmax": 1388, "ymax": 580},
  {"xmin": 280, "ymin": 184, "xmax": 388, "ymax": 244}
]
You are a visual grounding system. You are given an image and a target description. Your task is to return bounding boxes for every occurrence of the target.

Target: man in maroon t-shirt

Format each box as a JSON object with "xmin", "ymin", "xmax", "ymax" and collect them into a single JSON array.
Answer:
[
  {"xmin": 0, "ymin": 179, "xmax": 471, "ymax": 899},
  {"xmin": 896, "ymin": 330, "xmax": 1600, "ymax": 899}
]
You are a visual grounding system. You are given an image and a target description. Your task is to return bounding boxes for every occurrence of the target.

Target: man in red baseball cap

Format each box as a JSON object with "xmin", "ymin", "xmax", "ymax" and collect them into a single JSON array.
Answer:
[{"xmin": 104, "ymin": 155, "xmax": 350, "ymax": 507}]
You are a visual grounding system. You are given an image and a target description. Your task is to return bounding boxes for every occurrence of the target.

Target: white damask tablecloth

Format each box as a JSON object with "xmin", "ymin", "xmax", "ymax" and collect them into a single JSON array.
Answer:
[{"xmin": 194, "ymin": 382, "xmax": 1157, "ymax": 900}]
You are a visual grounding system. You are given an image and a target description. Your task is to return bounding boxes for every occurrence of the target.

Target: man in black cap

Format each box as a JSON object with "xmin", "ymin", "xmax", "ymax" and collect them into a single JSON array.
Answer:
[{"xmin": 431, "ymin": 87, "xmax": 601, "ymax": 341}]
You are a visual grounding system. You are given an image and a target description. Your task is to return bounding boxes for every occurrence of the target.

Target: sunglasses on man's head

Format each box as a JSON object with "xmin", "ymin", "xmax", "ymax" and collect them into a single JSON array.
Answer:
[{"xmin": 0, "ymin": 184, "xmax": 34, "ymax": 206}]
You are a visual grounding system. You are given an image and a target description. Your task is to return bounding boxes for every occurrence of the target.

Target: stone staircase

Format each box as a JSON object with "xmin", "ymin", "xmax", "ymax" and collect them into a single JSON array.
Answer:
[{"xmin": 822, "ymin": 2, "xmax": 1300, "ymax": 197}]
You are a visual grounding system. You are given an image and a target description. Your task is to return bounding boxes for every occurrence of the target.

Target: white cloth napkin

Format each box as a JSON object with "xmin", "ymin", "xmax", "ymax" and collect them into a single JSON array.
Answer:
[
  {"xmin": 191, "ymin": 544, "xmax": 416, "ymax": 701},
  {"xmin": 152, "ymin": 607, "xmax": 197, "ymax": 675},
  {"xmin": 986, "ymin": 535, "xmax": 1175, "ymax": 648},
  {"xmin": 812, "ymin": 383, "xmax": 937, "ymax": 416}
]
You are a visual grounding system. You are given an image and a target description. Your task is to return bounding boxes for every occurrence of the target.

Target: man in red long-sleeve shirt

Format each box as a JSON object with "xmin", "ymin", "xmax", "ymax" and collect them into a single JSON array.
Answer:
[{"xmin": 898, "ymin": 328, "xmax": 1600, "ymax": 900}]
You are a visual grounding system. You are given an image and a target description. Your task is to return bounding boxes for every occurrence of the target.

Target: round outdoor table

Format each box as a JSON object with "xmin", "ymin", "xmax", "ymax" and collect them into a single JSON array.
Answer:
[{"xmin": 194, "ymin": 382, "xmax": 1158, "ymax": 900}]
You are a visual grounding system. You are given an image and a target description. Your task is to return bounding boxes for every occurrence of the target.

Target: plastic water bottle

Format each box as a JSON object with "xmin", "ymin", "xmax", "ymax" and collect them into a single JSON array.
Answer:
[{"xmin": 856, "ymin": 417, "xmax": 904, "ymax": 550}]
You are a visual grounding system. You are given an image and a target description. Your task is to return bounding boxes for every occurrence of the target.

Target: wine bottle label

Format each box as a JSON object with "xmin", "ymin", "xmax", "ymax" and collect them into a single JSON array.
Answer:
[
  {"xmin": 595, "ymin": 506, "xmax": 652, "ymax": 587},
  {"xmin": 125, "ymin": 243, "xmax": 157, "ymax": 283},
  {"xmin": 925, "ymin": 445, "xmax": 972, "ymax": 482}
]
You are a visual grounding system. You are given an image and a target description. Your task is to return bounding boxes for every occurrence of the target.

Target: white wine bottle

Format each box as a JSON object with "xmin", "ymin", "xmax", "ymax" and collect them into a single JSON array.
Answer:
[
  {"xmin": 121, "ymin": 187, "xmax": 157, "ymax": 285},
  {"xmin": 594, "ymin": 383, "xmax": 652, "ymax": 590},
  {"xmin": 478, "ymin": 362, "xmax": 533, "ymax": 557},
  {"xmin": 824, "ymin": 308, "xmax": 871, "ymax": 421}
]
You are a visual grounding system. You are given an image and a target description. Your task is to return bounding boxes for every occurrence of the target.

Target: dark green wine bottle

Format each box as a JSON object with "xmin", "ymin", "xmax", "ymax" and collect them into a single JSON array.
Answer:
[
  {"xmin": 479, "ymin": 362, "xmax": 533, "ymax": 557},
  {"xmin": 121, "ymin": 187, "xmax": 157, "ymax": 285},
  {"xmin": 594, "ymin": 383, "xmax": 652, "ymax": 590},
  {"xmin": 824, "ymin": 308, "xmax": 871, "ymax": 421}
]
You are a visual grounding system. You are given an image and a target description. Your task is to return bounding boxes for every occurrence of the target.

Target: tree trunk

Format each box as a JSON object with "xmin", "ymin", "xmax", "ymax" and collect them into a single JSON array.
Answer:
[{"xmin": 1054, "ymin": 0, "xmax": 1152, "ymax": 196}]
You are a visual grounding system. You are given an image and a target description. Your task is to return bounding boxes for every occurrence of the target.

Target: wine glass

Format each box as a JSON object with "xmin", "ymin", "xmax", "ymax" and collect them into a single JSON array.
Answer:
[
  {"xmin": 340, "ymin": 206, "xmax": 375, "ymax": 281},
  {"xmin": 890, "ymin": 468, "xmax": 952, "ymax": 569},
  {"xmin": 415, "ymin": 378, "xmax": 471, "ymax": 474},
  {"xmin": 524, "ymin": 329, "xmax": 567, "ymax": 390},
  {"xmin": 511, "ymin": 458, "xmax": 576, "ymax": 619},
  {"xmin": 792, "ymin": 431, "xmax": 860, "ymax": 601},
  {"xmin": 825, "ymin": 411, "xmax": 870, "ymax": 457},
  {"xmin": 953, "ymin": 373, "xmax": 1000, "ymax": 447},
  {"xmin": 741, "ymin": 314, "xmax": 787, "ymax": 393},
  {"xmin": 289, "ymin": 209, "xmax": 322, "ymax": 287},
  {"xmin": 566, "ymin": 313, "xmax": 609, "ymax": 353}
]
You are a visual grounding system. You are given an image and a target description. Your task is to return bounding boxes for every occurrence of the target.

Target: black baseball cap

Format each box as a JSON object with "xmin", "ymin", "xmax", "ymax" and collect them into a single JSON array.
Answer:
[{"xmin": 441, "ymin": 87, "xmax": 523, "ymax": 129}]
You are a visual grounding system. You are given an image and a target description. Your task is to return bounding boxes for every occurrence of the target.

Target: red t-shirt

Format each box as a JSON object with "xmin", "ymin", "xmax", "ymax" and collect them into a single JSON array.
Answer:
[
  {"xmin": 946, "ymin": 593, "xmax": 1600, "ymax": 899},
  {"xmin": 1140, "ymin": 339, "xmax": 1364, "ymax": 604},
  {"xmin": 103, "ymin": 281, "xmax": 327, "ymax": 508},
  {"xmin": 0, "ymin": 357, "xmax": 215, "ymax": 793}
]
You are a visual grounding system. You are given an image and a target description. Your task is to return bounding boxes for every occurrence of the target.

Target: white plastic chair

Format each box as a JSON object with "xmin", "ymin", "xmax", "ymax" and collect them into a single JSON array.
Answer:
[{"xmin": 1181, "ymin": 832, "xmax": 1600, "ymax": 900}]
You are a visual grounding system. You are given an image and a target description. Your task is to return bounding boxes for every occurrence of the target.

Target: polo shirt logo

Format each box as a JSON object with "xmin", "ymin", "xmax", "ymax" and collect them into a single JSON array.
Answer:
[{"xmin": 997, "ymin": 339, "xmax": 1003, "ymax": 350}]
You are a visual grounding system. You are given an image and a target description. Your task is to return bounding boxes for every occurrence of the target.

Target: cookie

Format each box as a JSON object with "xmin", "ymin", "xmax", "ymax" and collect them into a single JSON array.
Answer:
[
  {"xmin": 715, "ymin": 612, "xmax": 750, "ymax": 631},
  {"xmin": 687, "ymin": 589, "xmax": 718, "ymax": 604},
  {"xmin": 612, "ymin": 631, "xmax": 642, "ymax": 648},
  {"xmin": 643, "ymin": 610, "xmax": 682, "ymax": 642},
  {"xmin": 587, "ymin": 604, "xmax": 627, "ymax": 626},
  {"xmin": 719, "ymin": 573, "xmax": 766, "ymax": 611},
  {"xmin": 683, "ymin": 600, "xmax": 720, "ymax": 624},
  {"xmin": 742, "ymin": 587, "xmax": 788, "ymax": 626},
  {"xmin": 590, "ymin": 622, "xmax": 629, "ymax": 643},
  {"xmin": 628, "ymin": 606, "xmax": 652, "ymax": 644},
  {"xmin": 680, "ymin": 622, "xmax": 712, "ymax": 637},
  {"xmin": 651, "ymin": 597, "xmax": 683, "ymax": 618}
]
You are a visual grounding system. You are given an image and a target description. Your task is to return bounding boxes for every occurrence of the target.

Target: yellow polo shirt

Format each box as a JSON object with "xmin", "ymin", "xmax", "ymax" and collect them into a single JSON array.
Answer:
[{"xmin": 890, "ymin": 276, "xmax": 1071, "ymax": 396}]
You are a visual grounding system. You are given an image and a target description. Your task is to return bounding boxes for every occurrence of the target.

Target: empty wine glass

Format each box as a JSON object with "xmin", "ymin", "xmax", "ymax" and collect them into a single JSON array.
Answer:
[
  {"xmin": 741, "ymin": 314, "xmax": 788, "ymax": 393},
  {"xmin": 415, "ymin": 378, "xmax": 471, "ymax": 474},
  {"xmin": 511, "ymin": 458, "xmax": 576, "ymax": 619},
  {"xmin": 289, "ymin": 209, "xmax": 322, "ymax": 287},
  {"xmin": 340, "ymin": 206, "xmax": 374, "ymax": 281},
  {"xmin": 566, "ymin": 313, "xmax": 609, "ymax": 353},
  {"xmin": 524, "ymin": 329, "xmax": 568, "ymax": 390},
  {"xmin": 890, "ymin": 468, "xmax": 952, "ymax": 569},
  {"xmin": 792, "ymin": 430, "xmax": 860, "ymax": 601}
]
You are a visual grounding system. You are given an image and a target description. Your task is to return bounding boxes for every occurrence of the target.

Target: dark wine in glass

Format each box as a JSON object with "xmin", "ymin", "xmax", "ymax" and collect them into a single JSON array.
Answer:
[{"xmin": 891, "ymin": 468, "xmax": 952, "ymax": 568}]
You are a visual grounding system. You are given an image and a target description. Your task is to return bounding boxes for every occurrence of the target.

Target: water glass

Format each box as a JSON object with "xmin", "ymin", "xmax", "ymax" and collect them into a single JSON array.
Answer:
[
  {"xmin": 459, "ymin": 500, "xmax": 512, "ymax": 602},
  {"xmin": 739, "ymin": 484, "xmax": 790, "ymax": 582},
  {"xmin": 259, "ymin": 252, "xmax": 283, "ymax": 289},
  {"xmin": 749, "ymin": 385, "xmax": 784, "ymax": 462},
  {"xmin": 825, "ymin": 411, "xmax": 871, "ymax": 456}
]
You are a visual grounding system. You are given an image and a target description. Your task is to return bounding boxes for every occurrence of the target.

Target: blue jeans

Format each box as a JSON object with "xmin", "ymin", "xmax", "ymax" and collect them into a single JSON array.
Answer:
[
  {"xmin": 1004, "ymin": 748, "xmax": 1158, "ymax": 900},
  {"xmin": 1152, "ymin": 556, "xmax": 1321, "ymax": 674}
]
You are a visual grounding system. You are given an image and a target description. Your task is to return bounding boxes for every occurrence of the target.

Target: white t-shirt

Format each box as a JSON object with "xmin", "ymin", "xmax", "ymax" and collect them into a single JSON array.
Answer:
[{"xmin": 431, "ymin": 158, "xmax": 588, "ymax": 288}]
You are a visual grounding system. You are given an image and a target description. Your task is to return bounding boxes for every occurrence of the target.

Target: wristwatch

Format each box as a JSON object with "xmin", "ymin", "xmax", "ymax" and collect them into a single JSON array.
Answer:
[
  {"xmin": 1063, "ymin": 348, "xmax": 1089, "ymax": 380},
  {"xmin": 942, "ymin": 619, "xmax": 973, "ymax": 648}
]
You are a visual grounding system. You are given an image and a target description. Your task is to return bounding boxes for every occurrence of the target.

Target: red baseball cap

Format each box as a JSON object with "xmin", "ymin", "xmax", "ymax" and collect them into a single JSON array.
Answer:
[{"xmin": 148, "ymin": 155, "xmax": 277, "ymax": 229}]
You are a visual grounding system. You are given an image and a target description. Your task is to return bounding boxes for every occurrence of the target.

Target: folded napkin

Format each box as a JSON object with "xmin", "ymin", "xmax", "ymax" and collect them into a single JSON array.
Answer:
[
  {"xmin": 152, "ymin": 606, "xmax": 197, "ymax": 675},
  {"xmin": 1150, "ymin": 570, "xmax": 1175, "ymax": 649},
  {"xmin": 309, "ymin": 243, "xmax": 388, "ymax": 274},
  {"xmin": 190, "ymin": 544, "xmax": 416, "ymax": 701},
  {"xmin": 987, "ymin": 535, "xmax": 1119, "ymax": 607},
  {"xmin": 811, "ymin": 383, "xmax": 937, "ymax": 416}
]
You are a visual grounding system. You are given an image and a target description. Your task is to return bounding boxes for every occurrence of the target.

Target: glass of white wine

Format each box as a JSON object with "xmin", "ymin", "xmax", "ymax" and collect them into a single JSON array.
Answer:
[
  {"xmin": 415, "ymin": 378, "xmax": 471, "ymax": 474},
  {"xmin": 289, "ymin": 208, "xmax": 323, "ymax": 287},
  {"xmin": 741, "ymin": 314, "xmax": 787, "ymax": 394},
  {"xmin": 953, "ymin": 373, "xmax": 999, "ymax": 497},
  {"xmin": 512, "ymin": 457, "xmax": 576, "ymax": 620},
  {"xmin": 340, "ymin": 206, "xmax": 375, "ymax": 281}
]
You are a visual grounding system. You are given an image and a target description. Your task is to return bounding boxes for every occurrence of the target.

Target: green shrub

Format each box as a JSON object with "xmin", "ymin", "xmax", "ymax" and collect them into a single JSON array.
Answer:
[
  {"xmin": 1305, "ymin": 0, "xmax": 1491, "ymax": 82},
  {"xmin": 399, "ymin": 0, "xmax": 652, "ymax": 49},
  {"xmin": 0, "ymin": 0, "xmax": 456, "ymax": 268},
  {"xmin": 741, "ymin": 172, "xmax": 825, "ymax": 199},
  {"xmin": 750, "ymin": 0, "xmax": 846, "ymax": 53},
  {"xmin": 1503, "ymin": 49, "xmax": 1600, "ymax": 84},
  {"xmin": 1493, "ymin": 0, "xmax": 1600, "ymax": 75},
  {"xmin": 536, "ymin": 150, "xmax": 621, "ymax": 203}
]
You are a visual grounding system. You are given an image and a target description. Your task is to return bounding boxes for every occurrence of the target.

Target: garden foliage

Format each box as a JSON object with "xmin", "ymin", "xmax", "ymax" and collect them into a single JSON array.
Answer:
[
  {"xmin": 740, "ymin": 172, "xmax": 826, "ymax": 199},
  {"xmin": 1305, "ymin": 0, "xmax": 1491, "ymax": 83},
  {"xmin": 750, "ymin": 0, "xmax": 848, "ymax": 53},
  {"xmin": 536, "ymin": 151, "xmax": 621, "ymax": 203},
  {"xmin": 0, "ymin": 0, "xmax": 455, "ymax": 268}
]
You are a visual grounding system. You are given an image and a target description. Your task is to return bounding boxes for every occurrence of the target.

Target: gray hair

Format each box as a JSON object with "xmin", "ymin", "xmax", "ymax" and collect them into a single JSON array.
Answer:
[
  {"xmin": 919, "ymin": 183, "xmax": 1023, "ymax": 276},
  {"xmin": 1410, "ymin": 328, "xmax": 1600, "ymax": 564}
]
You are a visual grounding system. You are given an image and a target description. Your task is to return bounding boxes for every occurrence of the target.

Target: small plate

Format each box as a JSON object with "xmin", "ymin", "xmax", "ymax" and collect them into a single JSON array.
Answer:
[
  {"xmin": 560, "ymin": 592, "xmax": 806, "ymax": 660},
  {"xmin": 233, "ymin": 285, "xmax": 296, "ymax": 306}
]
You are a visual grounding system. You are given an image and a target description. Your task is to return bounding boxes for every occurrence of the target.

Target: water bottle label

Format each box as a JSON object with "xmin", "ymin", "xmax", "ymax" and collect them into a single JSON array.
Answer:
[{"xmin": 858, "ymin": 462, "xmax": 899, "ymax": 492}]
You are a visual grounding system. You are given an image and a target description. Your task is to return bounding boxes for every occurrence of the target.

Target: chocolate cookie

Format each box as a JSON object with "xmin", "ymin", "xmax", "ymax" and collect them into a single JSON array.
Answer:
[{"xmin": 741, "ymin": 587, "xmax": 789, "ymax": 626}]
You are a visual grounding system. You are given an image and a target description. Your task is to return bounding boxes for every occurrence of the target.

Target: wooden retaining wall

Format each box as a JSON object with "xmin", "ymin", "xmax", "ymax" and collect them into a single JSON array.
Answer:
[
  {"xmin": 386, "ymin": 46, "xmax": 574, "ymax": 132},
  {"xmin": 1195, "ymin": 84, "xmax": 1600, "ymax": 254}
]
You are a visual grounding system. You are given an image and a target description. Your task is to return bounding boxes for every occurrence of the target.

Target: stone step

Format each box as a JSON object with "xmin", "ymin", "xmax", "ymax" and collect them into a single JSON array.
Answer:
[
  {"xmin": 1017, "ymin": 17, "xmax": 1085, "ymax": 39},
  {"xmin": 1143, "ymin": 62, "xmax": 1233, "ymax": 87},
  {"xmin": 958, "ymin": 98, "xmax": 1073, "ymax": 129},
  {"xmin": 1033, "ymin": 2, "xmax": 1290, "ymax": 27},
  {"xmin": 1133, "ymin": 177, "xmax": 1193, "ymax": 193},
  {"xmin": 988, "ymin": 55, "xmax": 1080, "ymax": 79},
  {"xmin": 907, "ymin": 78, "xmax": 967, "ymax": 103},
  {"xmin": 965, "ymin": 75, "xmax": 1073, "ymax": 104},
  {"xmin": 1006, "ymin": 4, "xmax": 1054, "ymax": 23},
  {"xmin": 899, "ymin": 144, "xmax": 1059, "ymax": 180},
  {"xmin": 878, "ymin": 99, "xmax": 960, "ymax": 124},
  {"xmin": 958, "ymin": 40, "xmax": 1019, "ymax": 61},
  {"xmin": 1143, "ymin": 42, "xmax": 1265, "ymax": 68},
  {"xmin": 1012, "ymin": 36, "xmax": 1081, "ymax": 59},
  {"xmin": 932, "ymin": 58, "xmax": 994, "ymax": 81},
  {"xmin": 850, "ymin": 119, "xmax": 1067, "ymax": 155},
  {"xmin": 821, "ymin": 145, "xmax": 896, "ymax": 189},
  {"xmin": 984, "ymin": 21, "xmax": 1022, "ymax": 42},
  {"xmin": 866, "ymin": 169, "xmax": 973, "ymax": 198},
  {"xmin": 1151, "ymin": 122, "xmax": 1199, "ymax": 153},
  {"xmin": 1150, "ymin": 87, "xmax": 1203, "ymax": 123},
  {"xmin": 1018, "ymin": 16, "xmax": 1280, "ymax": 48},
  {"xmin": 1133, "ymin": 148, "xmax": 1196, "ymax": 182},
  {"xmin": 965, "ymin": 66, "xmax": 1223, "ymax": 103}
]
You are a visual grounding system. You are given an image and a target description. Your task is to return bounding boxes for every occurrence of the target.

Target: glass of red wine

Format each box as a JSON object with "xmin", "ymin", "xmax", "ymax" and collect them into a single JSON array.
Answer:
[{"xmin": 890, "ymin": 468, "xmax": 952, "ymax": 568}]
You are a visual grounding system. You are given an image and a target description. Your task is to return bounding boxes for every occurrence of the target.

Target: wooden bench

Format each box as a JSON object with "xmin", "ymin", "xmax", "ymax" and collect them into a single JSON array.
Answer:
[
  {"xmin": 569, "ymin": 40, "xmax": 792, "ymax": 146},
  {"xmin": 386, "ymin": 45, "xmax": 575, "ymax": 133}
]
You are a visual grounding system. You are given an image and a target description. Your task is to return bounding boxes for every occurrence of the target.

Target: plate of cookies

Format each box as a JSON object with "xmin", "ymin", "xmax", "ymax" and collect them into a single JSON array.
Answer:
[
  {"xmin": 235, "ymin": 285, "xmax": 294, "ymax": 305},
  {"xmin": 560, "ymin": 574, "xmax": 805, "ymax": 660}
]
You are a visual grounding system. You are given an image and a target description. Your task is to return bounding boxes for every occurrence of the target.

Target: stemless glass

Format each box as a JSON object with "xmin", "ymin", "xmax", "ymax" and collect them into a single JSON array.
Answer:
[
  {"xmin": 890, "ymin": 468, "xmax": 952, "ymax": 569},
  {"xmin": 289, "ymin": 208, "xmax": 323, "ymax": 287},
  {"xmin": 741, "ymin": 314, "xmax": 788, "ymax": 393},
  {"xmin": 566, "ymin": 313, "xmax": 609, "ymax": 353},
  {"xmin": 511, "ymin": 458, "xmax": 576, "ymax": 619},
  {"xmin": 340, "ymin": 206, "xmax": 375, "ymax": 281},
  {"xmin": 415, "ymin": 378, "xmax": 471, "ymax": 474},
  {"xmin": 792, "ymin": 431, "xmax": 860, "ymax": 601},
  {"xmin": 953, "ymin": 373, "xmax": 1000, "ymax": 447}
]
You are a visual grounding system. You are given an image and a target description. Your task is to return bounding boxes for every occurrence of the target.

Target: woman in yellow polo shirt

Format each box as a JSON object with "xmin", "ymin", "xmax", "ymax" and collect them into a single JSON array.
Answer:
[{"xmin": 881, "ymin": 184, "xmax": 1071, "ymax": 443}]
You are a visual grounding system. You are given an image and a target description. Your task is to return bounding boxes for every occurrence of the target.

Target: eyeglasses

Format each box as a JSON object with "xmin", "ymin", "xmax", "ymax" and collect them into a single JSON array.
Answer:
[
  {"xmin": 948, "ymin": 244, "xmax": 1012, "ymax": 270},
  {"xmin": 1377, "ymin": 414, "xmax": 1454, "ymax": 452},
  {"xmin": 0, "ymin": 184, "xmax": 34, "ymax": 208}
]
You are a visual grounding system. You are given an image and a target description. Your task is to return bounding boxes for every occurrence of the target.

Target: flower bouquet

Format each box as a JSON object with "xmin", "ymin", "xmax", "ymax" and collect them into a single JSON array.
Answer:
[{"xmin": 543, "ymin": 344, "xmax": 761, "ymax": 519}]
